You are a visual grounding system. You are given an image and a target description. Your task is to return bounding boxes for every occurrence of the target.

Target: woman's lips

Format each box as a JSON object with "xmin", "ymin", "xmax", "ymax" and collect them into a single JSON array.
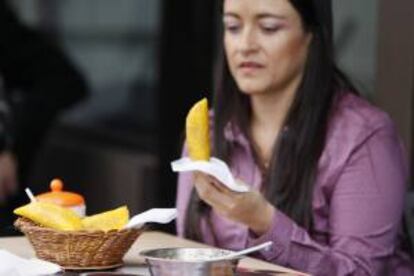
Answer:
[{"xmin": 238, "ymin": 62, "xmax": 264, "ymax": 74}]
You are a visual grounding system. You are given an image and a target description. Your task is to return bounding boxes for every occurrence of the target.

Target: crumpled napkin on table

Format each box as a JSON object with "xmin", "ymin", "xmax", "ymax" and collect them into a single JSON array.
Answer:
[
  {"xmin": 0, "ymin": 250, "xmax": 61, "ymax": 276},
  {"xmin": 124, "ymin": 208, "xmax": 177, "ymax": 229},
  {"xmin": 171, "ymin": 157, "xmax": 249, "ymax": 193}
]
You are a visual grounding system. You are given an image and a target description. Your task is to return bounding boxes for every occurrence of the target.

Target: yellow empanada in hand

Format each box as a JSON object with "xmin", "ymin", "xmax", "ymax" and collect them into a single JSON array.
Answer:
[{"xmin": 186, "ymin": 98, "xmax": 210, "ymax": 160}]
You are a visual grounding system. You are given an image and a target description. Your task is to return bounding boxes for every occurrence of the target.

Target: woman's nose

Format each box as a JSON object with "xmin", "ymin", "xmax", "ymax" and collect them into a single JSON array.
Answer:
[{"xmin": 239, "ymin": 28, "xmax": 259, "ymax": 54}]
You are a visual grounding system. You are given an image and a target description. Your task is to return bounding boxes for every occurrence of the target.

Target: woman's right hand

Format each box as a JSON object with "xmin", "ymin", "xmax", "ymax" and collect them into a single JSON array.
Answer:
[{"xmin": 193, "ymin": 172, "xmax": 275, "ymax": 236}]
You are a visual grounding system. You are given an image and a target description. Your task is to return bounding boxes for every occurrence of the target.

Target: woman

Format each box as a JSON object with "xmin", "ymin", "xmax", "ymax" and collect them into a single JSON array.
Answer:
[{"xmin": 176, "ymin": 0, "xmax": 414, "ymax": 274}]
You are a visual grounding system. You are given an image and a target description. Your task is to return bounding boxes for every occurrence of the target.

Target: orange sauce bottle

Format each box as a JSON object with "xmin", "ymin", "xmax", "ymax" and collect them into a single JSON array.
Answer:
[{"xmin": 36, "ymin": 178, "xmax": 86, "ymax": 217}]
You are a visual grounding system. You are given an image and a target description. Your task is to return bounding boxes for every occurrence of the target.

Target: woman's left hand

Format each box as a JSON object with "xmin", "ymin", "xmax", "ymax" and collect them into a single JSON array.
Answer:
[{"xmin": 194, "ymin": 172, "xmax": 275, "ymax": 236}]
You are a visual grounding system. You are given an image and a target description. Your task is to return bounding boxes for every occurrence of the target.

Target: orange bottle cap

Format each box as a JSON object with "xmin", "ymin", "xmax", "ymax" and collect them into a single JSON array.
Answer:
[{"xmin": 36, "ymin": 179, "xmax": 85, "ymax": 207}]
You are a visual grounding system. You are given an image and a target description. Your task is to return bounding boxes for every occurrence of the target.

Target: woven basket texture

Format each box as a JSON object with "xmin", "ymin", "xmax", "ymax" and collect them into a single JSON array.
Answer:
[{"xmin": 14, "ymin": 217, "xmax": 141, "ymax": 268}]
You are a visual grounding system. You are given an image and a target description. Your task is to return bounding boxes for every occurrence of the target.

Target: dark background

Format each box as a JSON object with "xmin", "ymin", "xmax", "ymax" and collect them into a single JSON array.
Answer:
[{"xmin": 10, "ymin": 0, "xmax": 221, "ymax": 222}]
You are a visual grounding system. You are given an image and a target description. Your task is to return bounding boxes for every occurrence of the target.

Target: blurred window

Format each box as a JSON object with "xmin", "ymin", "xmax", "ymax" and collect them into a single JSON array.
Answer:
[{"xmin": 12, "ymin": 0, "xmax": 161, "ymax": 149}]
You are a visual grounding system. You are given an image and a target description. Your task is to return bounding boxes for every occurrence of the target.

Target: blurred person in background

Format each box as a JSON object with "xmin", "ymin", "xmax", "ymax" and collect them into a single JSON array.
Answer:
[
  {"xmin": 0, "ymin": 0, "xmax": 87, "ymax": 235},
  {"xmin": 176, "ymin": 0, "xmax": 414, "ymax": 275},
  {"xmin": 0, "ymin": 86, "xmax": 15, "ymax": 206}
]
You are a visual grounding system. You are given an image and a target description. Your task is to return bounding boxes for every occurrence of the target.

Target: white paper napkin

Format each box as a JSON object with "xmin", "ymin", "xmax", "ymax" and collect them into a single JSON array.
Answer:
[
  {"xmin": 171, "ymin": 157, "xmax": 249, "ymax": 192},
  {"xmin": 124, "ymin": 208, "xmax": 177, "ymax": 229},
  {"xmin": 0, "ymin": 250, "xmax": 61, "ymax": 276}
]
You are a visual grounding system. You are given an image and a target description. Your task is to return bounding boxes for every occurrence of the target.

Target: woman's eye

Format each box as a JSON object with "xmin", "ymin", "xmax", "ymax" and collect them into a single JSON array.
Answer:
[
  {"xmin": 262, "ymin": 27, "xmax": 280, "ymax": 33},
  {"xmin": 224, "ymin": 24, "xmax": 241, "ymax": 33},
  {"xmin": 261, "ymin": 25, "xmax": 281, "ymax": 34}
]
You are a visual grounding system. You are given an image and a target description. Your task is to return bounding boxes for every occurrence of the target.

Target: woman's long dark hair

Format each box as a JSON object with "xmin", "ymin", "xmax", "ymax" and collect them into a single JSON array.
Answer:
[{"xmin": 185, "ymin": 0, "xmax": 357, "ymax": 241}]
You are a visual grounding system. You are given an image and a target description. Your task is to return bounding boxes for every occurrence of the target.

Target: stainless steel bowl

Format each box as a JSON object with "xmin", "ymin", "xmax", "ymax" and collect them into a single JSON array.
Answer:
[{"xmin": 140, "ymin": 247, "xmax": 240, "ymax": 276}]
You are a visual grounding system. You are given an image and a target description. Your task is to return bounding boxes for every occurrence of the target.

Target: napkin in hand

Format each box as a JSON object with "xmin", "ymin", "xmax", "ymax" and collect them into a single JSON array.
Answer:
[
  {"xmin": 0, "ymin": 250, "xmax": 61, "ymax": 276},
  {"xmin": 171, "ymin": 157, "xmax": 249, "ymax": 192}
]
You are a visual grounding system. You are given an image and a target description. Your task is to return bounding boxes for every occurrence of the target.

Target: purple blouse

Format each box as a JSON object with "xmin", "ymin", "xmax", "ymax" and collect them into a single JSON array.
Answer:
[{"xmin": 176, "ymin": 93, "xmax": 414, "ymax": 275}]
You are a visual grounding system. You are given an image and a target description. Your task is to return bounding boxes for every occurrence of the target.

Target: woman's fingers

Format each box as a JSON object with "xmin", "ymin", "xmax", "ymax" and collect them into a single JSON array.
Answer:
[
  {"xmin": 192, "ymin": 172, "xmax": 274, "ymax": 234},
  {"xmin": 194, "ymin": 181, "xmax": 230, "ymax": 209},
  {"xmin": 194, "ymin": 174, "xmax": 234, "ymax": 211},
  {"xmin": 193, "ymin": 173, "xmax": 253, "ymax": 219},
  {"xmin": 207, "ymin": 175, "xmax": 235, "ymax": 195}
]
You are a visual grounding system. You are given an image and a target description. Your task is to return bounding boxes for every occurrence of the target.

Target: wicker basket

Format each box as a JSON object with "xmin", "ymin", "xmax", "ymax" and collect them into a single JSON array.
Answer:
[{"xmin": 14, "ymin": 217, "xmax": 142, "ymax": 269}]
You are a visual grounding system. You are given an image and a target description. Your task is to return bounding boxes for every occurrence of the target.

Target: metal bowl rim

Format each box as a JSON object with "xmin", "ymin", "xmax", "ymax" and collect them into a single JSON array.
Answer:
[{"xmin": 139, "ymin": 247, "xmax": 241, "ymax": 263}]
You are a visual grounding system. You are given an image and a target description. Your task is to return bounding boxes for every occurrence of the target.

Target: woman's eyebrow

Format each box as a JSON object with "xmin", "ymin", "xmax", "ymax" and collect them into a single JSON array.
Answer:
[
  {"xmin": 223, "ymin": 12, "xmax": 240, "ymax": 19},
  {"xmin": 223, "ymin": 12, "xmax": 287, "ymax": 21},
  {"xmin": 256, "ymin": 13, "xmax": 287, "ymax": 20}
]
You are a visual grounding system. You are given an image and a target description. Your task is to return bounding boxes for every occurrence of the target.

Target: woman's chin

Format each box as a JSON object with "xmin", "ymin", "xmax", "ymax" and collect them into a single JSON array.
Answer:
[
  {"xmin": 235, "ymin": 78, "xmax": 270, "ymax": 96},
  {"xmin": 238, "ymin": 86, "xmax": 268, "ymax": 96}
]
